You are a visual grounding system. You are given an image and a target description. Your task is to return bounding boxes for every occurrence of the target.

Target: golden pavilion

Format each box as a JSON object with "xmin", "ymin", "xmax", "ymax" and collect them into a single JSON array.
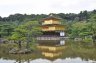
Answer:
[
  {"xmin": 37, "ymin": 14, "xmax": 65, "ymax": 40},
  {"xmin": 42, "ymin": 14, "xmax": 65, "ymax": 36}
]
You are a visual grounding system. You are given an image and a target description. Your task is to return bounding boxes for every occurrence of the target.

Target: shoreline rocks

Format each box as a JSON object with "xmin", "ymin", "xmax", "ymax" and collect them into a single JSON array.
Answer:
[{"xmin": 9, "ymin": 48, "xmax": 32, "ymax": 54}]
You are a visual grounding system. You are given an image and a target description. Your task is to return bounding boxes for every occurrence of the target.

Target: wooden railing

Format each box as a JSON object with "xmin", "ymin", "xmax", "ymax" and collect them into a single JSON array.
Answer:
[{"xmin": 37, "ymin": 35, "xmax": 65, "ymax": 40}]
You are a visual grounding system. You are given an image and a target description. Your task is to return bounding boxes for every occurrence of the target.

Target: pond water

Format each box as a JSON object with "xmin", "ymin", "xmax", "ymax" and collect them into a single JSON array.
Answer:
[
  {"xmin": 0, "ymin": 58, "xmax": 96, "ymax": 63},
  {"xmin": 0, "ymin": 41, "xmax": 96, "ymax": 63}
]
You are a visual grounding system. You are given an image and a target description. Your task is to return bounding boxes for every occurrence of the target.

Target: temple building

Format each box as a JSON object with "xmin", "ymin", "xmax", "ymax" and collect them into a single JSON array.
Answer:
[
  {"xmin": 42, "ymin": 15, "xmax": 65, "ymax": 37},
  {"xmin": 37, "ymin": 14, "xmax": 65, "ymax": 40}
]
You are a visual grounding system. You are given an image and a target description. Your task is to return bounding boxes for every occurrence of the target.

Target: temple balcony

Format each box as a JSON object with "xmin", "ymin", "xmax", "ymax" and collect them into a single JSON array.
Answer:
[
  {"xmin": 36, "ymin": 35, "xmax": 65, "ymax": 40},
  {"xmin": 42, "ymin": 26, "xmax": 64, "ymax": 31},
  {"xmin": 42, "ymin": 20, "xmax": 61, "ymax": 25}
]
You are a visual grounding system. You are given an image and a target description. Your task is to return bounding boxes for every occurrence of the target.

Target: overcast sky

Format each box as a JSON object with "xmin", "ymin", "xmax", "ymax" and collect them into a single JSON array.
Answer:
[{"xmin": 0, "ymin": 0, "xmax": 96, "ymax": 17}]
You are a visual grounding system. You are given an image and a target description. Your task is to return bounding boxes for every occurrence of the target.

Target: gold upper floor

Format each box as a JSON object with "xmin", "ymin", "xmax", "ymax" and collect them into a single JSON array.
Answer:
[
  {"xmin": 42, "ymin": 25, "xmax": 64, "ymax": 31},
  {"xmin": 42, "ymin": 19, "xmax": 61, "ymax": 25}
]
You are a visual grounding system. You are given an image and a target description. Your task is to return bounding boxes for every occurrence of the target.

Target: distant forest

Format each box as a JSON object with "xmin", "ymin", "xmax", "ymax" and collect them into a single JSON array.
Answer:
[{"xmin": 0, "ymin": 9, "xmax": 96, "ymax": 22}]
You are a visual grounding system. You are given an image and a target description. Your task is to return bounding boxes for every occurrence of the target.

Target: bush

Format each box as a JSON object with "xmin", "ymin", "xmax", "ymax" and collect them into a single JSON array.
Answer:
[{"xmin": 83, "ymin": 38, "xmax": 93, "ymax": 42}]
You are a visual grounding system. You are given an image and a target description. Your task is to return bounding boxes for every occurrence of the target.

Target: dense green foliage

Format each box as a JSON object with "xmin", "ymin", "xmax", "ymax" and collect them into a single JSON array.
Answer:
[
  {"xmin": 0, "ymin": 9, "xmax": 96, "ymax": 49},
  {"xmin": 0, "ymin": 21, "xmax": 42, "ymax": 49},
  {"xmin": 10, "ymin": 21, "xmax": 42, "ymax": 49},
  {"xmin": 68, "ymin": 13, "xmax": 96, "ymax": 42}
]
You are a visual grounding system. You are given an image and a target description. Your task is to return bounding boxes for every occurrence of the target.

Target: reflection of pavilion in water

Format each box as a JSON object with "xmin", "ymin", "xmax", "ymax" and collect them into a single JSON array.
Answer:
[
  {"xmin": 37, "ymin": 40, "xmax": 66, "ymax": 58},
  {"xmin": 37, "ymin": 14, "xmax": 66, "ymax": 58}
]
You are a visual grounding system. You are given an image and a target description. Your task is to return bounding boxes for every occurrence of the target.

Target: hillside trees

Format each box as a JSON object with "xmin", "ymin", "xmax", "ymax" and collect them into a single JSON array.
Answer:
[
  {"xmin": 88, "ymin": 14, "xmax": 96, "ymax": 42},
  {"xmin": 0, "ymin": 10, "xmax": 95, "ymax": 23},
  {"xmin": 0, "ymin": 24, "xmax": 14, "ymax": 38}
]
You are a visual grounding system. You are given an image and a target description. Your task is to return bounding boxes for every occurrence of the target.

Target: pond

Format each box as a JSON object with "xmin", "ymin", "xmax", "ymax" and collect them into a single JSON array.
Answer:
[{"xmin": 0, "ymin": 41, "xmax": 96, "ymax": 63}]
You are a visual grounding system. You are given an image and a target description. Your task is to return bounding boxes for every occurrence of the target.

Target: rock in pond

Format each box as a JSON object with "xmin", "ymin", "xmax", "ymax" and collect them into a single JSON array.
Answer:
[{"xmin": 9, "ymin": 48, "xmax": 32, "ymax": 54}]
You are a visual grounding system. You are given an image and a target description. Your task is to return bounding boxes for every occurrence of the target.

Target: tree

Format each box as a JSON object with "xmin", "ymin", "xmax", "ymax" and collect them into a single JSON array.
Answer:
[
  {"xmin": 0, "ymin": 25, "xmax": 3, "ymax": 38},
  {"xmin": 88, "ymin": 14, "xmax": 96, "ymax": 42},
  {"xmin": 10, "ymin": 32, "xmax": 23, "ymax": 49},
  {"xmin": 0, "ymin": 16, "xmax": 2, "ymax": 21},
  {"xmin": 0, "ymin": 24, "xmax": 14, "ymax": 38},
  {"xmin": 10, "ymin": 21, "xmax": 42, "ymax": 49},
  {"xmin": 70, "ymin": 21, "xmax": 91, "ymax": 39},
  {"xmin": 1, "ymin": 24, "xmax": 14, "ymax": 37}
]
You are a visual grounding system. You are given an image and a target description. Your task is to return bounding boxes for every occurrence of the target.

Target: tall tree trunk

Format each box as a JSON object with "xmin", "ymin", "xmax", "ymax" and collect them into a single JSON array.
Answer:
[
  {"xmin": 26, "ymin": 33, "xmax": 30, "ymax": 49},
  {"xmin": 92, "ymin": 35, "xmax": 96, "ymax": 43},
  {"xmin": 92, "ymin": 29, "xmax": 96, "ymax": 43},
  {"xmin": 18, "ymin": 40, "xmax": 22, "ymax": 49},
  {"xmin": 26, "ymin": 40, "xmax": 29, "ymax": 49}
]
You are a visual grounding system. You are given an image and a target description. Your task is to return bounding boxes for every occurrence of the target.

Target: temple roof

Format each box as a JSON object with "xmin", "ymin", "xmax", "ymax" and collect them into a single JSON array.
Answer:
[{"xmin": 41, "ymin": 24, "xmax": 64, "ymax": 27}]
